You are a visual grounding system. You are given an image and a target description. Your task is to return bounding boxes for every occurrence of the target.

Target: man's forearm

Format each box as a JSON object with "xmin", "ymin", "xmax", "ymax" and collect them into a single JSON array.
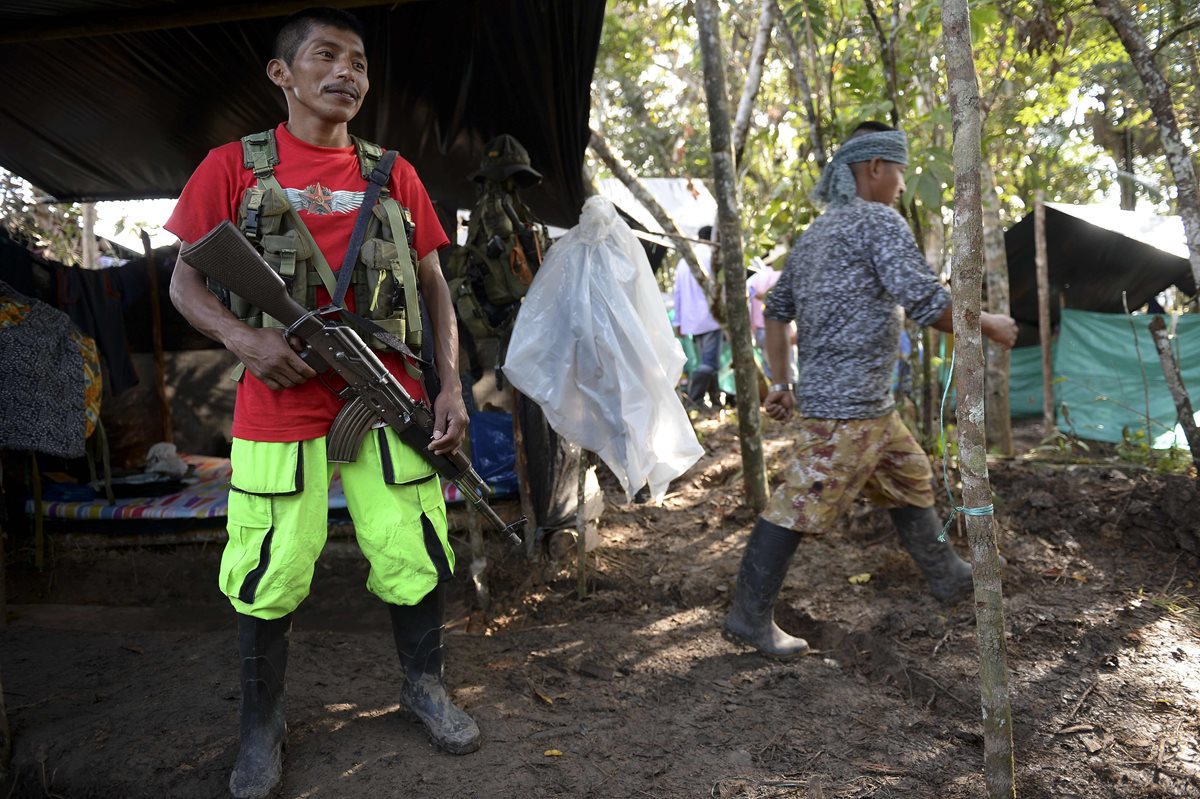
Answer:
[
  {"xmin": 931, "ymin": 301, "xmax": 954, "ymax": 334},
  {"xmin": 417, "ymin": 250, "xmax": 462, "ymax": 391},
  {"xmin": 169, "ymin": 253, "xmax": 252, "ymax": 350},
  {"xmin": 764, "ymin": 318, "xmax": 793, "ymax": 385}
]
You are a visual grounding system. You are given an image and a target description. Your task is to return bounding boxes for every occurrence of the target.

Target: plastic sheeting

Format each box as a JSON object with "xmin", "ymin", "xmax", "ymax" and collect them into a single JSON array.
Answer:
[
  {"xmin": 1006, "ymin": 309, "xmax": 1200, "ymax": 448},
  {"xmin": 503, "ymin": 197, "xmax": 703, "ymax": 501},
  {"xmin": 468, "ymin": 411, "xmax": 519, "ymax": 499}
]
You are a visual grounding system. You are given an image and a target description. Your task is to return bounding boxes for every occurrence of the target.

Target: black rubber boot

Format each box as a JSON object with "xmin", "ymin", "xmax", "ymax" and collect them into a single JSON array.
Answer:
[
  {"xmin": 389, "ymin": 584, "xmax": 481, "ymax": 755},
  {"xmin": 229, "ymin": 613, "xmax": 290, "ymax": 799},
  {"xmin": 722, "ymin": 517, "xmax": 810, "ymax": 658},
  {"xmin": 890, "ymin": 506, "xmax": 973, "ymax": 602}
]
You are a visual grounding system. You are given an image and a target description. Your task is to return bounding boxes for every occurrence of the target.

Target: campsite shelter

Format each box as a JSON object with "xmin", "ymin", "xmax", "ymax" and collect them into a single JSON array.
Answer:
[
  {"xmin": 0, "ymin": 0, "xmax": 606, "ymax": 227},
  {"xmin": 0, "ymin": 0, "xmax": 608, "ymax": 540},
  {"xmin": 1002, "ymin": 203, "xmax": 1199, "ymax": 446}
]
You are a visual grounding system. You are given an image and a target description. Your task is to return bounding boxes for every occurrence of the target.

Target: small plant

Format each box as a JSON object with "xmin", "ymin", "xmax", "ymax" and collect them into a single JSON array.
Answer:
[
  {"xmin": 1116, "ymin": 427, "xmax": 1191, "ymax": 473},
  {"xmin": 1035, "ymin": 429, "xmax": 1090, "ymax": 458}
]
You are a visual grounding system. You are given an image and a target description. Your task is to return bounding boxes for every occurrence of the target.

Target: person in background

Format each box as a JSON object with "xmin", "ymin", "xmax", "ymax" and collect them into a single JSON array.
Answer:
[
  {"xmin": 673, "ymin": 225, "xmax": 724, "ymax": 410},
  {"xmin": 746, "ymin": 258, "xmax": 794, "ymax": 383}
]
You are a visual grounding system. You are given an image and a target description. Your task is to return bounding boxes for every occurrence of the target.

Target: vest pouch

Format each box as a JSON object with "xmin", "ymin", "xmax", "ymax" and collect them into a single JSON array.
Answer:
[
  {"xmin": 359, "ymin": 238, "xmax": 401, "ymax": 320},
  {"xmin": 259, "ymin": 230, "xmax": 312, "ymax": 305},
  {"xmin": 238, "ymin": 186, "xmax": 291, "ymax": 240},
  {"xmin": 479, "ymin": 236, "xmax": 529, "ymax": 308},
  {"xmin": 371, "ymin": 203, "xmax": 398, "ymax": 244},
  {"xmin": 450, "ymin": 275, "xmax": 495, "ymax": 344}
]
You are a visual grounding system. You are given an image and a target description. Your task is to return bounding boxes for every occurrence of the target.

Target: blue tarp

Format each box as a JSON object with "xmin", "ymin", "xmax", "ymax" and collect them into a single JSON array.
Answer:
[{"xmin": 1008, "ymin": 310, "xmax": 1200, "ymax": 447}]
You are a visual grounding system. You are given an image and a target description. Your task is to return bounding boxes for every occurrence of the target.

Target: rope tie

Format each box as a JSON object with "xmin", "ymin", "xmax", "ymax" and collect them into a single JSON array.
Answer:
[{"xmin": 938, "ymin": 349, "xmax": 994, "ymax": 541}]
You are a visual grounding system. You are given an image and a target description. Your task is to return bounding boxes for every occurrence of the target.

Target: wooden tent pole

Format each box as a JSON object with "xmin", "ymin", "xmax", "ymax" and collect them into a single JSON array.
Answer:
[
  {"xmin": 1034, "ymin": 191, "xmax": 1056, "ymax": 437},
  {"xmin": 142, "ymin": 232, "xmax": 173, "ymax": 444},
  {"xmin": 510, "ymin": 389, "xmax": 538, "ymax": 559},
  {"xmin": 1148, "ymin": 315, "xmax": 1200, "ymax": 470}
]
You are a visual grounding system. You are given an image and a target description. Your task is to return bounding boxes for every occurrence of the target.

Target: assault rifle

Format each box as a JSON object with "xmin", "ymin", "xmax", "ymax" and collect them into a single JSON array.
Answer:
[
  {"xmin": 181, "ymin": 220, "xmax": 525, "ymax": 547},
  {"xmin": 499, "ymin": 194, "xmax": 543, "ymax": 272}
]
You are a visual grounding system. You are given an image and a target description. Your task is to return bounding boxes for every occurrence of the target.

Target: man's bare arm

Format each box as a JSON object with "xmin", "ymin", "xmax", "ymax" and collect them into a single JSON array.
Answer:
[
  {"xmin": 169, "ymin": 250, "xmax": 315, "ymax": 390},
  {"xmin": 415, "ymin": 249, "xmax": 468, "ymax": 454},
  {"xmin": 929, "ymin": 301, "xmax": 1018, "ymax": 350}
]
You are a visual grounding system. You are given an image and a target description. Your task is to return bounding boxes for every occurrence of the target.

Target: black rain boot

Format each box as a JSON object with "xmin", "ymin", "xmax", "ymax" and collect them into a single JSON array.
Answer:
[
  {"xmin": 389, "ymin": 584, "xmax": 481, "ymax": 755},
  {"xmin": 229, "ymin": 613, "xmax": 290, "ymax": 799},
  {"xmin": 890, "ymin": 506, "xmax": 973, "ymax": 602},
  {"xmin": 722, "ymin": 517, "xmax": 810, "ymax": 658}
]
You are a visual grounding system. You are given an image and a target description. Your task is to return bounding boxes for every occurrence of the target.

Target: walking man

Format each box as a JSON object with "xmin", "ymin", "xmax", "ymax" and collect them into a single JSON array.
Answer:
[{"xmin": 724, "ymin": 122, "xmax": 1018, "ymax": 657}]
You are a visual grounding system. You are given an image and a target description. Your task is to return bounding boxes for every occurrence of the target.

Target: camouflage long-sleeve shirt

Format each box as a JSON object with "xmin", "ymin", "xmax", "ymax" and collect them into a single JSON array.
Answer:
[{"xmin": 765, "ymin": 197, "xmax": 949, "ymax": 419}]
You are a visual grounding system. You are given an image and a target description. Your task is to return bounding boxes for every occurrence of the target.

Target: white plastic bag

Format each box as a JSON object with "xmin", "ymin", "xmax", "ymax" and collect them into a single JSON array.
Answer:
[{"xmin": 503, "ymin": 196, "xmax": 703, "ymax": 502}]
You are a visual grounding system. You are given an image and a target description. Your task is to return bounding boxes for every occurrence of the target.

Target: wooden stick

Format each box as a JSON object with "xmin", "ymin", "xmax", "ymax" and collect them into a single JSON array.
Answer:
[
  {"xmin": 141, "ymin": 232, "xmax": 173, "ymax": 444},
  {"xmin": 1148, "ymin": 315, "xmax": 1200, "ymax": 469},
  {"xmin": 1034, "ymin": 190, "xmax": 1056, "ymax": 437},
  {"xmin": 510, "ymin": 390, "xmax": 538, "ymax": 559},
  {"xmin": 576, "ymin": 449, "xmax": 589, "ymax": 600}
]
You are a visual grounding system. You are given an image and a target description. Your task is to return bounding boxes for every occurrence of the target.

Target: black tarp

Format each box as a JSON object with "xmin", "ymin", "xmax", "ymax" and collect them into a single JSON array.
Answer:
[
  {"xmin": 0, "ymin": 0, "xmax": 605, "ymax": 227},
  {"xmin": 1005, "ymin": 203, "xmax": 1197, "ymax": 347}
]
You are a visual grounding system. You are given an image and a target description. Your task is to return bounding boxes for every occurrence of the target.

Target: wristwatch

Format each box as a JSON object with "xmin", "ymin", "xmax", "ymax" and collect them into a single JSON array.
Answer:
[{"xmin": 768, "ymin": 382, "xmax": 794, "ymax": 394}]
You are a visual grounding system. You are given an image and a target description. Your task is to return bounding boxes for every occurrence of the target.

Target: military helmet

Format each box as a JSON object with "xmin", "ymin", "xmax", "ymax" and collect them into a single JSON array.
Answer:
[{"xmin": 468, "ymin": 134, "xmax": 542, "ymax": 187}]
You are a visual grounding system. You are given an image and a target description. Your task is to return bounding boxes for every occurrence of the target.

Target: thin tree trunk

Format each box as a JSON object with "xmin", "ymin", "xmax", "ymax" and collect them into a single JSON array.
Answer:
[
  {"xmin": 81, "ymin": 202, "xmax": 98, "ymax": 269},
  {"xmin": 732, "ymin": 0, "xmax": 775, "ymax": 168},
  {"xmin": 588, "ymin": 129, "xmax": 719, "ymax": 318},
  {"xmin": 695, "ymin": 0, "xmax": 768, "ymax": 513},
  {"xmin": 941, "ymin": 0, "xmax": 1017, "ymax": 795},
  {"xmin": 981, "ymin": 161, "xmax": 1013, "ymax": 455},
  {"xmin": 141, "ymin": 232, "xmax": 174, "ymax": 444},
  {"xmin": 1095, "ymin": 0, "xmax": 1200, "ymax": 290},
  {"xmin": 1034, "ymin": 191, "xmax": 1056, "ymax": 437},
  {"xmin": 1148, "ymin": 315, "xmax": 1200, "ymax": 470},
  {"xmin": 863, "ymin": 0, "xmax": 901, "ymax": 127},
  {"xmin": 770, "ymin": 0, "xmax": 826, "ymax": 167}
]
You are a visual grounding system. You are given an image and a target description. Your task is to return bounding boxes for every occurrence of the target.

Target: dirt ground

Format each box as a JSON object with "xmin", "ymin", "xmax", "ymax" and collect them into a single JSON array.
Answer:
[{"xmin": 2, "ymin": 417, "xmax": 1199, "ymax": 798}]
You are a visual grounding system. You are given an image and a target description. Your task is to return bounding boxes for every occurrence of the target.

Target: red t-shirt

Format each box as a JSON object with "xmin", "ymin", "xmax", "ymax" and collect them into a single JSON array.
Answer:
[{"xmin": 166, "ymin": 123, "xmax": 450, "ymax": 442}]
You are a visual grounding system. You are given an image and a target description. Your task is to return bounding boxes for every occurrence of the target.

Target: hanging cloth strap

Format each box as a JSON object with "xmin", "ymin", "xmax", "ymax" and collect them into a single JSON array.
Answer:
[
  {"xmin": 331, "ymin": 149, "xmax": 398, "ymax": 308},
  {"xmin": 325, "ymin": 149, "xmax": 428, "ymax": 366}
]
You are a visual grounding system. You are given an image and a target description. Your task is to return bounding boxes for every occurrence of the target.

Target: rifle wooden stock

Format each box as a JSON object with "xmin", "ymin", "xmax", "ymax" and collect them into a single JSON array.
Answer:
[{"xmin": 181, "ymin": 221, "xmax": 524, "ymax": 546}]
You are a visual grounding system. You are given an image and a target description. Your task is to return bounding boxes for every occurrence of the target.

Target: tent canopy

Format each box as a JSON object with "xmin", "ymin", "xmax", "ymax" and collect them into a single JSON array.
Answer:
[
  {"xmin": 0, "ymin": 0, "xmax": 605, "ymax": 227},
  {"xmin": 1005, "ymin": 203, "xmax": 1196, "ymax": 345}
]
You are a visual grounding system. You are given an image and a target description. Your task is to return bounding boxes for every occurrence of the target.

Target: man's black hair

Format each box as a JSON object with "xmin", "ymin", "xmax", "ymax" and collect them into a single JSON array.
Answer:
[
  {"xmin": 273, "ymin": 7, "xmax": 366, "ymax": 65},
  {"xmin": 698, "ymin": 225, "xmax": 714, "ymax": 241},
  {"xmin": 848, "ymin": 120, "xmax": 898, "ymax": 139}
]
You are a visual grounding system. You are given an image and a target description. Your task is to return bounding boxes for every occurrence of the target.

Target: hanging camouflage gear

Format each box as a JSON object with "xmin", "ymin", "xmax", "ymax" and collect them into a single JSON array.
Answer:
[
  {"xmin": 445, "ymin": 135, "xmax": 550, "ymax": 378},
  {"xmin": 467, "ymin": 133, "xmax": 543, "ymax": 187},
  {"xmin": 210, "ymin": 129, "xmax": 423, "ymax": 360}
]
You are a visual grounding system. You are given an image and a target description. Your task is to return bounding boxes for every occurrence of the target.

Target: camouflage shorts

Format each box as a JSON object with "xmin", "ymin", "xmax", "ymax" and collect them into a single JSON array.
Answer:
[{"xmin": 762, "ymin": 411, "xmax": 934, "ymax": 533}]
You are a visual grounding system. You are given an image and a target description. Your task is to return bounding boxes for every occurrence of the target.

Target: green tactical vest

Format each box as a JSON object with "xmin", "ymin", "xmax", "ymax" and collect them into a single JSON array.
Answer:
[
  {"xmin": 212, "ymin": 129, "xmax": 423, "ymax": 365},
  {"xmin": 444, "ymin": 181, "xmax": 549, "ymax": 374}
]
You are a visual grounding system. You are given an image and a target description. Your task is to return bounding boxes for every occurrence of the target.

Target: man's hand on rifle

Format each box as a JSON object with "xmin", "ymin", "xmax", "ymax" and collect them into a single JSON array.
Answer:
[
  {"xmin": 227, "ymin": 327, "xmax": 316, "ymax": 391},
  {"xmin": 428, "ymin": 386, "xmax": 469, "ymax": 455}
]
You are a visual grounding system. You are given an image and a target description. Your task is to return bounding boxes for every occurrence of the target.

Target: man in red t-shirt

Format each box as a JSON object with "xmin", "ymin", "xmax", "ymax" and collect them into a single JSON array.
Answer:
[{"xmin": 167, "ymin": 9, "xmax": 476, "ymax": 797}]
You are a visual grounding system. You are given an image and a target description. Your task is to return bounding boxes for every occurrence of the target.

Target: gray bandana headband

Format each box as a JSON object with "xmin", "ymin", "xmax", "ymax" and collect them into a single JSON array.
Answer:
[{"xmin": 811, "ymin": 130, "xmax": 909, "ymax": 206}]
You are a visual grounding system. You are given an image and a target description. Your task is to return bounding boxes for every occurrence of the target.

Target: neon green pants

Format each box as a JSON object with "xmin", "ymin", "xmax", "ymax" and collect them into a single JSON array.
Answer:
[{"xmin": 221, "ymin": 429, "xmax": 453, "ymax": 619}]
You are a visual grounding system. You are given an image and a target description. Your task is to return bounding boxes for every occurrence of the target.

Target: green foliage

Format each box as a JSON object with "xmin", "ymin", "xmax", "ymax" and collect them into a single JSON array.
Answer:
[
  {"xmin": 593, "ymin": 0, "xmax": 1197, "ymax": 278},
  {"xmin": 1116, "ymin": 426, "xmax": 1193, "ymax": 473},
  {"xmin": 0, "ymin": 169, "xmax": 82, "ymax": 266}
]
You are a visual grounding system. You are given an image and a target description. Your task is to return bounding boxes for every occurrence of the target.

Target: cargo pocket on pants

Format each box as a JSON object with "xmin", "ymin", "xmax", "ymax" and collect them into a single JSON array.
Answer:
[{"xmin": 225, "ymin": 440, "xmax": 306, "ymax": 605}]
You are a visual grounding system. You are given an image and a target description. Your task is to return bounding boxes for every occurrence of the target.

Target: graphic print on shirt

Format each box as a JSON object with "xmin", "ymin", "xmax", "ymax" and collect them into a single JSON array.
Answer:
[{"xmin": 283, "ymin": 183, "xmax": 364, "ymax": 215}]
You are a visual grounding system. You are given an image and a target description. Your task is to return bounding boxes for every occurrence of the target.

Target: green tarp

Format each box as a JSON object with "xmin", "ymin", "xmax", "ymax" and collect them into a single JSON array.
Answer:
[{"xmin": 1008, "ymin": 309, "xmax": 1200, "ymax": 448}]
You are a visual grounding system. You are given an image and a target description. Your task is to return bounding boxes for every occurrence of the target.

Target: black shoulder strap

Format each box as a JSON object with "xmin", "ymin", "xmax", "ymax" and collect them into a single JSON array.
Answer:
[{"xmin": 331, "ymin": 148, "xmax": 399, "ymax": 309}]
